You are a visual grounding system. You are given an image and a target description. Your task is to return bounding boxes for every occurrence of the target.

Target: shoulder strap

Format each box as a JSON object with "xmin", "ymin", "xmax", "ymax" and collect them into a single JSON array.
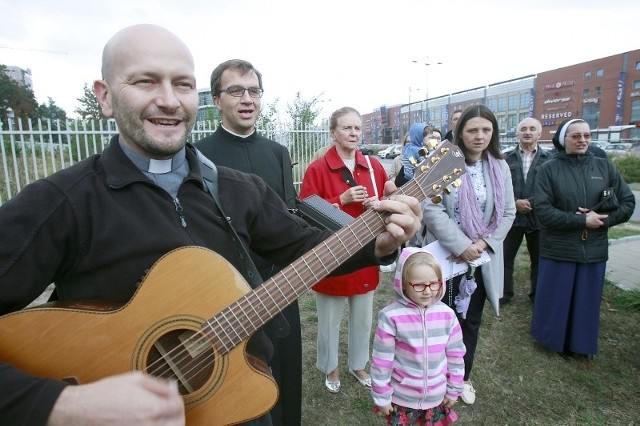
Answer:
[
  {"xmin": 277, "ymin": 144, "xmax": 298, "ymax": 209},
  {"xmin": 364, "ymin": 155, "xmax": 379, "ymax": 199},
  {"xmin": 196, "ymin": 148, "xmax": 291, "ymax": 338}
]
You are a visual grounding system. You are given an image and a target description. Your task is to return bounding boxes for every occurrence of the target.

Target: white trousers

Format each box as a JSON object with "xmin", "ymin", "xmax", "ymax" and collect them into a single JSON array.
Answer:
[{"xmin": 315, "ymin": 291, "xmax": 374, "ymax": 375}]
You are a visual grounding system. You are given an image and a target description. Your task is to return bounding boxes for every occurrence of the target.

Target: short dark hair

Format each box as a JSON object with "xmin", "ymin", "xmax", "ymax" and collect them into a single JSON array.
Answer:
[
  {"xmin": 454, "ymin": 105, "xmax": 503, "ymax": 161},
  {"xmin": 210, "ymin": 59, "xmax": 263, "ymax": 97}
]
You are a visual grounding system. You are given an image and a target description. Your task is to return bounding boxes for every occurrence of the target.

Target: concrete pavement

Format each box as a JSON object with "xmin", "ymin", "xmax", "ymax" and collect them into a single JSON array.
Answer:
[{"xmin": 607, "ymin": 235, "xmax": 640, "ymax": 292}]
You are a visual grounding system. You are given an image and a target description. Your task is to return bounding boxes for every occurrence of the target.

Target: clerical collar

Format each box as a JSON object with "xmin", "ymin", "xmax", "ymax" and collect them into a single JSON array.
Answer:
[
  {"xmin": 119, "ymin": 139, "xmax": 187, "ymax": 174},
  {"xmin": 221, "ymin": 124, "xmax": 255, "ymax": 139}
]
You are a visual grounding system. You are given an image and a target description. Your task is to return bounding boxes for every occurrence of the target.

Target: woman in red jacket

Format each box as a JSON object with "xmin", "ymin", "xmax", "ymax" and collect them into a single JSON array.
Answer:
[{"xmin": 300, "ymin": 107, "xmax": 388, "ymax": 393}]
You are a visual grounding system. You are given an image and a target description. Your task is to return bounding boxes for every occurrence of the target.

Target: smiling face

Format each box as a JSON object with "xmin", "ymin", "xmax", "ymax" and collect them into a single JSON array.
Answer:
[
  {"xmin": 461, "ymin": 116, "xmax": 493, "ymax": 161},
  {"xmin": 214, "ymin": 68, "xmax": 261, "ymax": 135},
  {"xmin": 94, "ymin": 25, "xmax": 197, "ymax": 159},
  {"xmin": 564, "ymin": 121, "xmax": 592, "ymax": 154},
  {"xmin": 403, "ymin": 263, "xmax": 441, "ymax": 308}
]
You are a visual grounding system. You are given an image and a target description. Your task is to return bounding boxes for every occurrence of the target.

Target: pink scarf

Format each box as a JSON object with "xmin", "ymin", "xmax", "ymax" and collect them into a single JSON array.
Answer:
[{"xmin": 458, "ymin": 153, "xmax": 505, "ymax": 241}]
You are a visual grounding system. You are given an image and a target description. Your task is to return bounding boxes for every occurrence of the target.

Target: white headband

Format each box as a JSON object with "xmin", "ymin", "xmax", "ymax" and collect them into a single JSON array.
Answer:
[{"xmin": 557, "ymin": 119, "xmax": 582, "ymax": 147}]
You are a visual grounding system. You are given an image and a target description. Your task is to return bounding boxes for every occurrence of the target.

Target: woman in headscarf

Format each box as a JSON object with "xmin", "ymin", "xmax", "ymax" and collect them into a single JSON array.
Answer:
[{"xmin": 530, "ymin": 118, "xmax": 635, "ymax": 360}]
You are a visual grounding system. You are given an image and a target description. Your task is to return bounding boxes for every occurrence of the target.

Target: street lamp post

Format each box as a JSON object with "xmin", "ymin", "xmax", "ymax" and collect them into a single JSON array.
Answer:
[{"xmin": 412, "ymin": 59, "xmax": 443, "ymax": 124}]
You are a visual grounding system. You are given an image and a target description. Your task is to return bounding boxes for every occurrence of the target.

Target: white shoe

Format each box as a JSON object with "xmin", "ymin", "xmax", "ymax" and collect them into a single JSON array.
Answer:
[
  {"xmin": 325, "ymin": 375, "xmax": 340, "ymax": 393},
  {"xmin": 461, "ymin": 382, "xmax": 476, "ymax": 404}
]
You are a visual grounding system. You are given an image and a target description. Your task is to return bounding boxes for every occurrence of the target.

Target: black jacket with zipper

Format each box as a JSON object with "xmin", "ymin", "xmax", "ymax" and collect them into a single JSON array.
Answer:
[{"xmin": 533, "ymin": 151, "xmax": 634, "ymax": 263}]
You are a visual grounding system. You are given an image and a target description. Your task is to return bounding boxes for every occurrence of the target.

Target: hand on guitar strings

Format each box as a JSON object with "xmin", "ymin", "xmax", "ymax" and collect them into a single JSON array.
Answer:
[{"xmin": 371, "ymin": 181, "xmax": 422, "ymax": 258}]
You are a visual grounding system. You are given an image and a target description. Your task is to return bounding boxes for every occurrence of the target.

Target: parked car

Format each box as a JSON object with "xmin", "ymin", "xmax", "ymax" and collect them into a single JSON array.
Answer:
[
  {"xmin": 378, "ymin": 144, "xmax": 401, "ymax": 159},
  {"xmin": 591, "ymin": 141, "xmax": 611, "ymax": 150},
  {"xmin": 386, "ymin": 144, "xmax": 403, "ymax": 159},
  {"xmin": 357, "ymin": 144, "xmax": 374, "ymax": 155},
  {"xmin": 604, "ymin": 143, "xmax": 633, "ymax": 156}
]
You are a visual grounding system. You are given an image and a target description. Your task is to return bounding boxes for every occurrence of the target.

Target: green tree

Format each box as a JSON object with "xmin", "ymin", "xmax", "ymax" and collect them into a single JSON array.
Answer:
[
  {"xmin": 38, "ymin": 97, "xmax": 67, "ymax": 121},
  {"xmin": 286, "ymin": 92, "xmax": 322, "ymax": 129},
  {"xmin": 285, "ymin": 93, "xmax": 326, "ymax": 170},
  {"xmin": 74, "ymin": 83, "xmax": 104, "ymax": 120},
  {"xmin": 0, "ymin": 64, "xmax": 39, "ymax": 125},
  {"xmin": 257, "ymin": 98, "xmax": 279, "ymax": 131}
]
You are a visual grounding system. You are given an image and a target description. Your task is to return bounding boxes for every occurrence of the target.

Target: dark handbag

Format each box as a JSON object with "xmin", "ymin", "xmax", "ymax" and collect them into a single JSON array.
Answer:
[
  {"xmin": 591, "ymin": 187, "xmax": 619, "ymax": 212},
  {"xmin": 295, "ymin": 194, "xmax": 354, "ymax": 232}
]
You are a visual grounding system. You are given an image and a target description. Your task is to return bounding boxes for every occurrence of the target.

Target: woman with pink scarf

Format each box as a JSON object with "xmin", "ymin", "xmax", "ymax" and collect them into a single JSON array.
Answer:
[{"xmin": 421, "ymin": 105, "xmax": 515, "ymax": 405}]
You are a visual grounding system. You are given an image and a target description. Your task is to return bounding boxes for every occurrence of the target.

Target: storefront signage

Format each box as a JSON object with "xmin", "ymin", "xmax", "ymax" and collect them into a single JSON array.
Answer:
[
  {"xmin": 544, "ymin": 97, "xmax": 571, "ymax": 104},
  {"xmin": 583, "ymin": 98, "xmax": 599, "ymax": 104},
  {"xmin": 540, "ymin": 112, "xmax": 573, "ymax": 120},
  {"xmin": 544, "ymin": 80, "xmax": 575, "ymax": 90},
  {"xmin": 631, "ymin": 91, "xmax": 640, "ymax": 97}
]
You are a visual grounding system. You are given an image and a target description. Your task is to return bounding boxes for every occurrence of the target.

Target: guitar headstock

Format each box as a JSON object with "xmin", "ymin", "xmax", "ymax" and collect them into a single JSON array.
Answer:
[{"xmin": 399, "ymin": 140, "xmax": 466, "ymax": 204}]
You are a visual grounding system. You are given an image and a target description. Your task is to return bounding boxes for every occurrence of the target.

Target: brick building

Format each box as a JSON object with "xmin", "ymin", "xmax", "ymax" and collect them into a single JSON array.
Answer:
[{"xmin": 362, "ymin": 49, "xmax": 640, "ymax": 145}]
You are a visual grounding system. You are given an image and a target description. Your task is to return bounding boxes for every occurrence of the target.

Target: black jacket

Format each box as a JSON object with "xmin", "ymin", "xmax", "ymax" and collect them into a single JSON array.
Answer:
[
  {"xmin": 0, "ymin": 137, "xmax": 379, "ymax": 424},
  {"xmin": 504, "ymin": 146, "xmax": 551, "ymax": 231},
  {"xmin": 534, "ymin": 151, "xmax": 635, "ymax": 263}
]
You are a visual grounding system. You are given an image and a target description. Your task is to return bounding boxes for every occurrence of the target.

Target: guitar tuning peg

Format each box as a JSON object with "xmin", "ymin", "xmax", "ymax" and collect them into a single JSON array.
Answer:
[
  {"xmin": 426, "ymin": 139, "xmax": 438, "ymax": 150},
  {"xmin": 430, "ymin": 156, "xmax": 440, "ymax": 164},
  {"xmin": 439, "ymin": 146, "xmax": 450, "ymax": 154},
  {"xmin": 453, "ymin": 168, "xmax": 463, "ymax": 176},
  {"xmin": 431, "ymin": 194, "xmax": 443, "ymax": 204},
  {"xmin": 409, "ymin": 156, "xmax": 418, "ymax": 166},
  {"xmin": 431, "ymin": 183, "xmax": 442, "ymax": 191},
  {"xmin": 452, "ymin": 178, "xmax": 463, "ymax": 188},
  {"xmin": 442, "ymin": 175, "xmax": 451, "ymax": 183},
  {"xmin": 418, "ymin": 147, "xmax": 428, "ymax": 157},
  {"xmin": 443, "ymin": 186, "xmax": 452, "ymax": 195}
]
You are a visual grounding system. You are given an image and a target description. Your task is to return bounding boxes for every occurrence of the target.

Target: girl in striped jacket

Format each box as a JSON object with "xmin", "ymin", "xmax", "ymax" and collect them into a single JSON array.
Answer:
[{"xmin": 371, "ymin": 247, "xmax": 465, "ymax": 425}]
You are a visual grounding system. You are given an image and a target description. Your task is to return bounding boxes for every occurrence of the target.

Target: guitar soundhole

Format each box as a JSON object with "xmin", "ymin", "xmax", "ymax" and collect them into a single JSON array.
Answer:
[{"xmin": 145, "ymin": 328, "xmax": 215, "ymax": 396}]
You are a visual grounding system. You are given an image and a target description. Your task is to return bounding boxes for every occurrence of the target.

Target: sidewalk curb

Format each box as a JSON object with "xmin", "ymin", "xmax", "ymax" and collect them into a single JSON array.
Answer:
[{"xmin": 609, "ymin": 234, "xmax": 640, "ymax": 245}]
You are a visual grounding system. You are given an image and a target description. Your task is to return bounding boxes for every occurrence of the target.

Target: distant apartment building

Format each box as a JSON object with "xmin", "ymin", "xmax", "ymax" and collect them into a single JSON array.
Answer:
[
  {"xmin": 362, "ymin": 49, "xmax": 640, "ymax": 144},
  {"xmin": 3, "ymin": 66, "xmax": 33, "ymax": 90}
]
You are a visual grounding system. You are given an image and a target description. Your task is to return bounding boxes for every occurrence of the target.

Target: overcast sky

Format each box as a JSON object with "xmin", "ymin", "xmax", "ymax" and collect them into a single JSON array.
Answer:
[{"xmin": 1, "ymin": 0, "xmax": 639, "ymax": 121}]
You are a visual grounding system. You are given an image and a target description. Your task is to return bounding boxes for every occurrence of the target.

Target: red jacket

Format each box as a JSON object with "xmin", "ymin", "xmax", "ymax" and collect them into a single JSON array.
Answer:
[{"xmin": 300, "ymin": 146, "xmax": 388, "ymax": 296}]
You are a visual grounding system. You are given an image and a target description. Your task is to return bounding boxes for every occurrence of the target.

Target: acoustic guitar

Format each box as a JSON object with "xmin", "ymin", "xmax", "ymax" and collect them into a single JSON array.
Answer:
[{"xmin": 0, "ymin": 141, "xmax": 465, "ymax": 425}]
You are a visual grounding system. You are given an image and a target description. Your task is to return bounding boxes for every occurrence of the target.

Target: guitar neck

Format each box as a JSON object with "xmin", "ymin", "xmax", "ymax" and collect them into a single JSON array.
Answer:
[{"xmin": 204, "ymin": 141, "xmax": 464, "ymax": 354}]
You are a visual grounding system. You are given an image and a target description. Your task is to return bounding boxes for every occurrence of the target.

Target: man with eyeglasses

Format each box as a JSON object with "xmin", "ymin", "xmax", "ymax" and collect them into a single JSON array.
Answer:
[{"xmin": 195, "ymin": 59, "xmax": 302, "ymax": 426}]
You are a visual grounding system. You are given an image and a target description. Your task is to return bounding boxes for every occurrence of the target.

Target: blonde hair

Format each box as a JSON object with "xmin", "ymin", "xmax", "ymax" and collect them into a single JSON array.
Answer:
[{"xmin": 402, "ymin": 252, "xmax": 442, "ymax": 286}]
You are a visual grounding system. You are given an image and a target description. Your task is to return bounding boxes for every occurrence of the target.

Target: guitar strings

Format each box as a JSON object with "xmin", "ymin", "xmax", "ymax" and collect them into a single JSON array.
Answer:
[{"xmin": 143, "ymin": 145, "xmax": 462, "ymax": 391}]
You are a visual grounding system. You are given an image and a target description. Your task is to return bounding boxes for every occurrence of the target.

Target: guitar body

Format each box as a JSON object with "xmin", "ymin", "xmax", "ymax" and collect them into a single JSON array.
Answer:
[{"xmin": 0, "ymin": 247, "xmax": 278, "ymax": 425}]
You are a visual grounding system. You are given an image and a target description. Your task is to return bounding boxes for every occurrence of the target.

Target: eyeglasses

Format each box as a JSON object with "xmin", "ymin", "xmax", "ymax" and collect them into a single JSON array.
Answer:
[
  {"xmin": 220, "ymin": 85, "xmax": 264, "ymax": 98},
  {"xmin": 566, "ymin": 133, "xmax": 592, "ymax": 141},
  {"xmin": 407, "ymin": 281, "xmax": 441, "ymax": 292}
]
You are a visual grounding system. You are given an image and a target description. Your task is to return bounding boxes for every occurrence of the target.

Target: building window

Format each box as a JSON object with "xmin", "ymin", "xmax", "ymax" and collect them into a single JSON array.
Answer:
[
  {"xmin": 634, "ymin": 80, "xmax": 640, "ymax": 90},
  {"xmin": 582, "ymin": 104, "xmax": 600, "ymax": 129},
  {"xmin": 595, "ymin": 86, "xmax": 602, "ymax": 95},
  {"xmin": 497, "ymin": 97, "xmax": 507, "ymax": 112},
  {"xmin": 508, "ymin": 95, "xmax": 519, "ymax": 110},
  {"xmin": 584, "ymin": 71, "xmax": 591, "ymax": 80},
  {"xmin": 636, "ymin": 61, "xmax": 640, "ymax": 71},
  {"xmin": 583, "ymin": 88, "xmax": 589, "ymax": 96},
  {"xmin": 520, "ymin": 93, "xmax": 530, "ymax": 109},
  {"xmin": 631, "ymin": 100, "xmax": 640, "ymax": 123},
  {"xmin": 596, "ymin": 69, "xmax": 604, "ymax": 78},
  {"xmin": 487, "ymin": 98, "xmax": 497, "ymax": 112},
  {"xmin": 497, "ymin": 115, "xmax": 507, "ymax": 133}
]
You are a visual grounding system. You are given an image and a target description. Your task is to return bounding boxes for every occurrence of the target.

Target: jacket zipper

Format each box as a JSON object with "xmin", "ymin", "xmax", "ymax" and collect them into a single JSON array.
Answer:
[{"xmin": 174, "ymin": 198, "xmax": 187, "ymax": 227}]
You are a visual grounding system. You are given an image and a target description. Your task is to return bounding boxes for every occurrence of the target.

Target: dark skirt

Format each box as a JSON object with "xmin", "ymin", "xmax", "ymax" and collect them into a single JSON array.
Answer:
[{"xmin": 530, "ymin": 258, "xmax": 606, "ymax": 355}]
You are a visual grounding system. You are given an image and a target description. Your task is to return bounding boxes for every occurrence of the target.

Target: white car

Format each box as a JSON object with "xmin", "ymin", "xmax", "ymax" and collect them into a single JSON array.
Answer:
[{"xmin": 378, "ymin": 144, "xmax": 401, "ymax": 159}]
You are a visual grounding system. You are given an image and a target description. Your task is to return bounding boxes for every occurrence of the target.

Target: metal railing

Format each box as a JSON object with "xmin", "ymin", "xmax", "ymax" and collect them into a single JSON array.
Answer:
[{"xmin": 0, "ymin": 118, "xmax": 332, "ymax": 206}]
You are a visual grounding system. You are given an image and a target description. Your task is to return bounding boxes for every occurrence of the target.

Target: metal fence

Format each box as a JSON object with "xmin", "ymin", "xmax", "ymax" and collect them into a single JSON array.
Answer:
[{"xmin": 0, "ymin": 118, "xmax": 333, "ymax": 206}]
